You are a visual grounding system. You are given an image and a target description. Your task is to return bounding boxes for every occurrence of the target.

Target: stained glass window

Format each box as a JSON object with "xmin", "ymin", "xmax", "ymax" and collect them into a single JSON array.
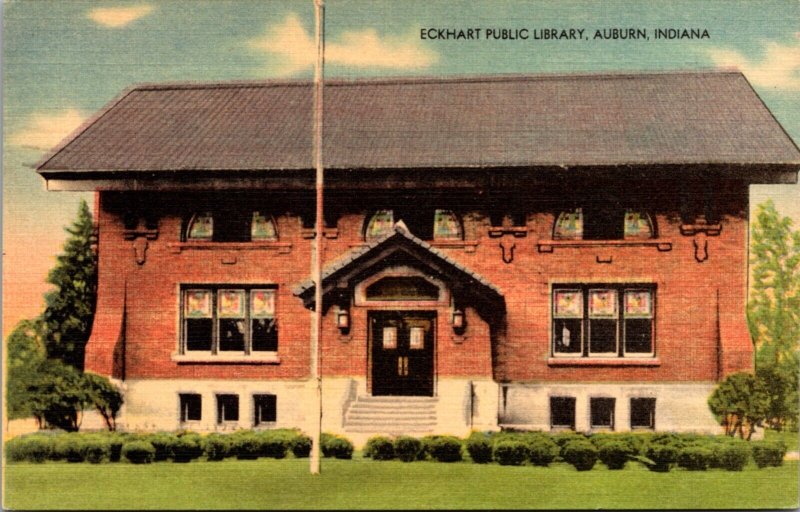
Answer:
[
  {"xmin": 187, "ymin": 213, "xmax": 213, "ymax": 240},
  {"xmin": 365, "ymin": 210, "xmax": 394, "ymax": 241},
  {"xmin": 184, "ymin": 290, "xmax": 212, "ymax": 351},
  {"xmin": 433, "ymin": 210, "xmax": 462, "ymax": 240},
  {"xmin": 409, "ymin": 327, "xmax": 425, "ymax": 349},
  {"xmin": 624, "ymin": 210, "xmax": 654, "ymax": 239},
  {"xmin": 251, "ymin": 212, "xmax": 278, "ymax": 241},
  {"xmin": 382, "ymin": 327, "xmax": 397, "ymax": 349},
  {"xmin": 589, "ymin": 290, "xmax": 618, "ymax": 317},
  {"xmin": 553, "ymin": 290, "xmax": 582, "ymax": 354},
  {"xmin": 624, "ymin": 290, "xmax": 652, "ymax": 318},
  {"xmin": 250, "ymin": 290, "xmax": 276, "ymax": 318},
  {"xmin": 553, "ymin": 209, "xmax": 583, "ymax": 239},
  {"xmin": 554, "ymin": 290, "xmax": 583, "ymax": 318}
]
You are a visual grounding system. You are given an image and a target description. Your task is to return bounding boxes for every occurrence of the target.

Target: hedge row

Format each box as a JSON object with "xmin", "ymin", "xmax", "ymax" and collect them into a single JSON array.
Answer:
[
  {"xmin": 365, "ymin": 431, "xmax": 787, "ymax": 472},
  {"xmin": 5, "ymin": 429, "xmax": 316, "ymax": 464},
  {"xmin": 7, "ymin": 430, "xmax": 788, "ymax": 471}
]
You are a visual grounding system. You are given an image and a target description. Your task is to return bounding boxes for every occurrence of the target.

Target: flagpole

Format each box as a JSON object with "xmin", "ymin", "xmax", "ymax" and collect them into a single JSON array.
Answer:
[{"xmin": 310, "ymin": 0, "xmax": 325, "ymax": 475}]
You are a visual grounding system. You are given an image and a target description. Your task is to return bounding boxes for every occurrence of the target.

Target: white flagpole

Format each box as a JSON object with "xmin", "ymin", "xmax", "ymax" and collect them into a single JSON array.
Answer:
[{"xmin": 310, "ymin": 0, "xmax": 325, "ymax": 475}]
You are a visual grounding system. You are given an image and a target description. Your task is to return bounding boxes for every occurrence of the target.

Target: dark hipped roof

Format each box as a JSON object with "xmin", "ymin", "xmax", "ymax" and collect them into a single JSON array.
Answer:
[
  {"xmin": 294, "ymin": 223, "xmax": 504, "ymax": 319},
  {"xmin": 36, "ymin": 71, "xmax": 800, "ymax": 176}
]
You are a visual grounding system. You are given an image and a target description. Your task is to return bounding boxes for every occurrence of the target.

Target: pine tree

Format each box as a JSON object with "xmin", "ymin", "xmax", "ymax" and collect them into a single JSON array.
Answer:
[
  {"xmin": 747, "ymin": 200, "xmax": 800, "ymax": 430},
  {"xmin": 42, "ymin": 199, "xmax": 97, "ymax": 370}
]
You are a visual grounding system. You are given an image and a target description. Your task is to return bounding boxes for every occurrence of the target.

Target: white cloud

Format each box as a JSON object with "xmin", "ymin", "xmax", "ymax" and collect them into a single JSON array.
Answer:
[
  {"xmin": 248, "ymin": 14, "xmax": 438, "ymax": 76},
  {"xmin": 88, "ymin": 5, "xmax": 153, "ymax": 28},
  {"xmin": 9, "ymin": 109, "xmax": 87, "ymax": 151},
  {"xmin": 707, "ymin": 35, "xmax": 800, "ymax": 91}
]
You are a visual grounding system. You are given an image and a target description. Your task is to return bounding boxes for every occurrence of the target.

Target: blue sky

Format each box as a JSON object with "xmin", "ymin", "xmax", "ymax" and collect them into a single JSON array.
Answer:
[{"xmin": 3, "ymin": 0, "xmax": 799, "ymax": 333}]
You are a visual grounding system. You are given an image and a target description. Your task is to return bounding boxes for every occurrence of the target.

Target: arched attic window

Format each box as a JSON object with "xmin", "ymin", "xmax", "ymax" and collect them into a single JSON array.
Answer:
[
  {"xmin": 433, "ymin": 210, "xmax": 463, "ymax": 240},
  {"xmin": 187, "ymin": 212, "xmax": 214, "ymax": 240},
  {"xmin": 553, "ymin": 209, "xmax": 583, "ymax": 240},
  {"xmin": 623, "ymin": 210, "xmax": 654, "ymax": 239},
  {"xmin": 365, "ymin": 210, "xmax": 394, "ymax": 242},
  {"xmin": 251, "ymin": 212, "xmax": 278, "ymax": 241}
]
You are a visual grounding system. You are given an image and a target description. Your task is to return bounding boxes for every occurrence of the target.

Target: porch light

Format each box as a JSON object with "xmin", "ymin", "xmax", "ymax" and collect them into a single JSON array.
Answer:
[
  {"xmin": 452, "ymin": 308, "xmax": 466, "ymax": 334},
  {"xmin": 336, "ymin": 308, "xmax": 350, "ymax": 332}
]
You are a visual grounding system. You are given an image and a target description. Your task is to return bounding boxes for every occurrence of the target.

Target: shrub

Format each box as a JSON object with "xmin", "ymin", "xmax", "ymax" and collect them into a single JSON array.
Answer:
[
  {"xmin": 83, "ymin": 437, "xmax": 111, "ymax": 464},
  {"xmin": 233, "ymin": 433, "xmax": 262, "ymax": 460},
  {"xmin": 56, "ymin": 435, "xmax": 87, "ymax": 463},
  {"xmin": 645, "ymin": 443, "xmax": 678, "ymax": 472},
  {"xmin": 203, "ymin": 434, "xmax": 231, "ymax": 461},
  {"xmin": 423, "ymin": 436, "xmax": 463, "ymax": 463},
  {"xmin": 147, "ymin": 433, "xmax": 177, "ymax": 461},
  {"xmin": 171, "ymin": 435, "xmax": 204, "ymax": 463},
  {"xmin": 752, "ymin": 440, "xmax": 786, "ymax": 468},
  {"xmin": 552, "ymin": 431, "xmax": 586, "ymax": 451},
  {"xmin": 256, "ymin": 430, "xmax": 292, "ymax": 459},
  {"xmin": 364, "ymin": 436, "xmax": 395, "ymax": 460},
  {"xmin": 5, "ymin": 435, "xmax": 54, "ymax": 463},
  {"xmin": 713, "ymin": 441, "xmax": 751, "ymax": 471},
  {"xmin": 321, "ymin": 433, "xmax": 354, "ymax": 459},
  {"xmin": 561, "ymin": 440, "xmax": 598, "ymax": 471},
  {"xmin": 104, "ymin": 433, "xmax": 126, "ymax": 462},
  {"xmin": 122, "ymin": 441, "xmax": 155, "ymax": 464},
  {"xmin": 493, "ymin": 440, "xmax": 528, "ymax": 466},
  {"xmin": 465, "ymin": 433, "xmax": 493, "ymax": 464},
  {"xmin": 527, "ymin": 436, "xmax": 559, "ymax": 467},
  {"xmin": 290, "ymin": 435, "xmax": 312, "ymax": 458},
  {"xmin": 394, "ymin": 436, "xmax": 423, "ymax": 462},
  {"xmin": 597, "ymin": 440, "xmax": 632, "ymax": 470},
  {"xmin": 677, "ymin": 446, "xmax": 713, "ymax": 471}
]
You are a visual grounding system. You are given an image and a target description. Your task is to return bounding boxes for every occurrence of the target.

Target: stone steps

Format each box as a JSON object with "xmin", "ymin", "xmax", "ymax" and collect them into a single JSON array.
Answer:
[{"xmin": 343, "ymin": 395, "xmax": 438, "ymax": 435}]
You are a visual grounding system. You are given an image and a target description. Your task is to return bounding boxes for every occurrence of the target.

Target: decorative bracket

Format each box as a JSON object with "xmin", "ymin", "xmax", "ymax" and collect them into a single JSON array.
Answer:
[
  {"xmin": 132, "ymin": 238, "xmax": 149, "ymax": 265},
  {"xmin": 124, "ymin": 218, "xmax": 158, "ymax": 265},
  {"xmin": 488, "ymin": 226, "xmax": 528, "ymax": 238},
  {"xmin": 680, "ymin": 216, "xmax": 720, "ymax": 263},
  {"xmin": 499, "ymin": 240, "xmax": 516, "ymax": 264}
]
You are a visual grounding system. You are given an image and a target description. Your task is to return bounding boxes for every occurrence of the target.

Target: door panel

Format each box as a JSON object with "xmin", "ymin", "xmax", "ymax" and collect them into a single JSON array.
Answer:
[{"xmin": 371, "ymin": 312, "xmax": 435, "ymax": 396}]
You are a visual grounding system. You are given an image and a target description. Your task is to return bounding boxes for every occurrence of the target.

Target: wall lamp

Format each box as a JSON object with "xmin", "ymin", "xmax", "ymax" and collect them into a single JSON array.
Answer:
[
  {"xmin": 336, "ymin": 307, "xmax": 350, "ymax": 334},
  {"xmin": 452, "ymin": 308, "xmax": 466, "ymax": 335}
]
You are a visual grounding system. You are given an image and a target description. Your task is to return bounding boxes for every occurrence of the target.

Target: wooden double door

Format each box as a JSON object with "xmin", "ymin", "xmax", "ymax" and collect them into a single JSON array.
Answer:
[{"xmin": 370, "ymin": 311, "xmax": 435, "ymax": 396}]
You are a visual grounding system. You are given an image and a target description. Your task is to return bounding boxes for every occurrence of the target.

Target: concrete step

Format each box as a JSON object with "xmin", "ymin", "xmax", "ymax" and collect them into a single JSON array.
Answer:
[{"xmin": 343, "ymin": 395, "xmax": 439, "ymax": 435}]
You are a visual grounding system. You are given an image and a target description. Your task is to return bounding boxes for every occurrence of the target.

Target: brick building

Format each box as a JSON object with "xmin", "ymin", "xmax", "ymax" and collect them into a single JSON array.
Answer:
[{"xmin": 36, "ymin": 72, "xmax": 799, "ymax": 441}]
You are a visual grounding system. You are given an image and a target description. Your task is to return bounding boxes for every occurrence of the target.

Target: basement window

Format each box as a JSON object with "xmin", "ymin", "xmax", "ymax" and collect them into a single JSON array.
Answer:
[
  {"xmin": 590, "ymin": 397, "xmax": 615, "ymax": 430},
  {"xmin": 216, "ymin": 394, "xmax": 239, "ymax": 423},
  {"xmin": 254, "ymin": 394, "xmax": 277, "ymax": 426},
  {"xmin": 630, "ymin": 398, "xmax": 656, "ymax": 430},
  {"xmin": 179, "ymin": 393, "xmax": 202, "ymax": 422},
  {"xmin": 550, "ymin": 396, "xmax": 576, "ymax": 430},
  {"xmin": 182, "ymin": 286, "xmax": 278, "ymax": 355}
]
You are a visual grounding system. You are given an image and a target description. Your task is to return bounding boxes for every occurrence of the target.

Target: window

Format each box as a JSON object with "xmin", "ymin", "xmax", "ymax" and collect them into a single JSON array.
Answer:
[
  {"xmin": 550, "ymin": 396, "xmax": 576, "ymax": 429},
  {"xmin": 365, "ymin": 210, "xmax": 394, "ymax": 241},
  {"xmin": 185, "ymin": 211, "xmax": 278, "ymax": 242},
  {"xmin": 254, "ymin": 394, "xmax": 277, "ymax": 426},
  {"xmin": 179, "ymin": 394, "xmax": 202, "ymax": 422},
  {"xmin": 553, "ymin": 209, "xmax": 654, "ymax": 240},
  {"xmin": 630, "ymin": 398, "xmax": 656, "ymax": 430},
  {"xmin": 365, "ymin": 276, "xmax": 440, "ymax": 301},
  {"xmin": 217, "ymin": 394, "xmax": 239, "ymax": 423},
  {"xmin": 433, "ymin": 210, "xmax": 463, "ymax": 240},
  {"xmin": 552, "ymin": 284, "xmax": 655, "ymax": 357},
  {"xmin": 182, "ymin": 286, "xmax": 278, "ymax": 354},
  {"xmin": 590, "ymin": 397, "xmax": 615, "ymax": 429}
]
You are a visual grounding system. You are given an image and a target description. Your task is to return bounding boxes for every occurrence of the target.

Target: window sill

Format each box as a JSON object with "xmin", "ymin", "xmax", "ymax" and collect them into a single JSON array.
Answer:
[
  {"xmin": 168, "ymin": 241, "xmax": 292, "ymax": 254},
  {"xmin": 538, "ymin": 240, "xmax": 672, "ymax": 253},
  {"xmin": 349, "ymin": 240, "xmax": 478, "ymax": 251},
  {"xmin": 548, "ymin": 357, "xmax": 660, "ymax": 367},
  {"xmin": 172, "ymin": 352, "xmax": 281, "ymax": 364}
]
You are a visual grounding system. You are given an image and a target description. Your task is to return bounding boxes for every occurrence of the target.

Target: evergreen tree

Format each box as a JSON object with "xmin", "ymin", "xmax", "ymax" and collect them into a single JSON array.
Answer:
[
  {"xmin": 747, "ymin": 200, "xmax": 800, "ymax": 430},
  {"xmin": 42, "ymin": 199, "xmax": 97, "ymax": 370}
]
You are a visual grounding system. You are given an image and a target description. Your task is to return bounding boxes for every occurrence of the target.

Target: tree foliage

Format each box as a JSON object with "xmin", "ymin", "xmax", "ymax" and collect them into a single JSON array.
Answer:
[
  {"xmin": 43, "ymin": 199, "xmax": 97, "ymax": 370},
  {"xmin": 708, "ymin": 372, "xmax": 769, "ymax": 439},
  {"xmin": 83, "ymin": 372, "xmax": 124, "ymax": 431},
  {"xmin": 6, "ymin": 319, "xmax": 47, "ymax": 420},
  {"xmin": 747, "ymin": 200, "xmax": 800, "ymax": 430}
]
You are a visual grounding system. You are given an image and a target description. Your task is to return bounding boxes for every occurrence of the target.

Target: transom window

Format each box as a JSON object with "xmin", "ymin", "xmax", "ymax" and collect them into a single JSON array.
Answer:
[
  {"xmin": 552, "ymin": 284, "xmax": 655, "ymax": 357},
  {"xmin": 553, "ymin": 208, "xmax": 654, "ymax": 240},
  {"xmin": 365, "ymin": 276, "xmax": 440, "ymax": 301},
  {"xmin": 186, "ymin": 211, "xmax": 278, "ymax": 242},
  {"xmin": 182, "ymin": 286, "xmax": 278, "ymax": 354}
]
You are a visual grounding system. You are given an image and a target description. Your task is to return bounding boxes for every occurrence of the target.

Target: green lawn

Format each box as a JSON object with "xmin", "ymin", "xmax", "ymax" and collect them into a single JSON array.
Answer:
[{"xmin": 5, "ymin": 459, "xmax": 798, "ymax": 510}]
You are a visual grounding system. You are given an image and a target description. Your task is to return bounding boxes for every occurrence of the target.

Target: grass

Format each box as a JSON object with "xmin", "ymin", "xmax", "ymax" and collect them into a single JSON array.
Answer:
[{"xmin": 4, "ymin": 458, "xmax": 799, "ymax": 510}]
